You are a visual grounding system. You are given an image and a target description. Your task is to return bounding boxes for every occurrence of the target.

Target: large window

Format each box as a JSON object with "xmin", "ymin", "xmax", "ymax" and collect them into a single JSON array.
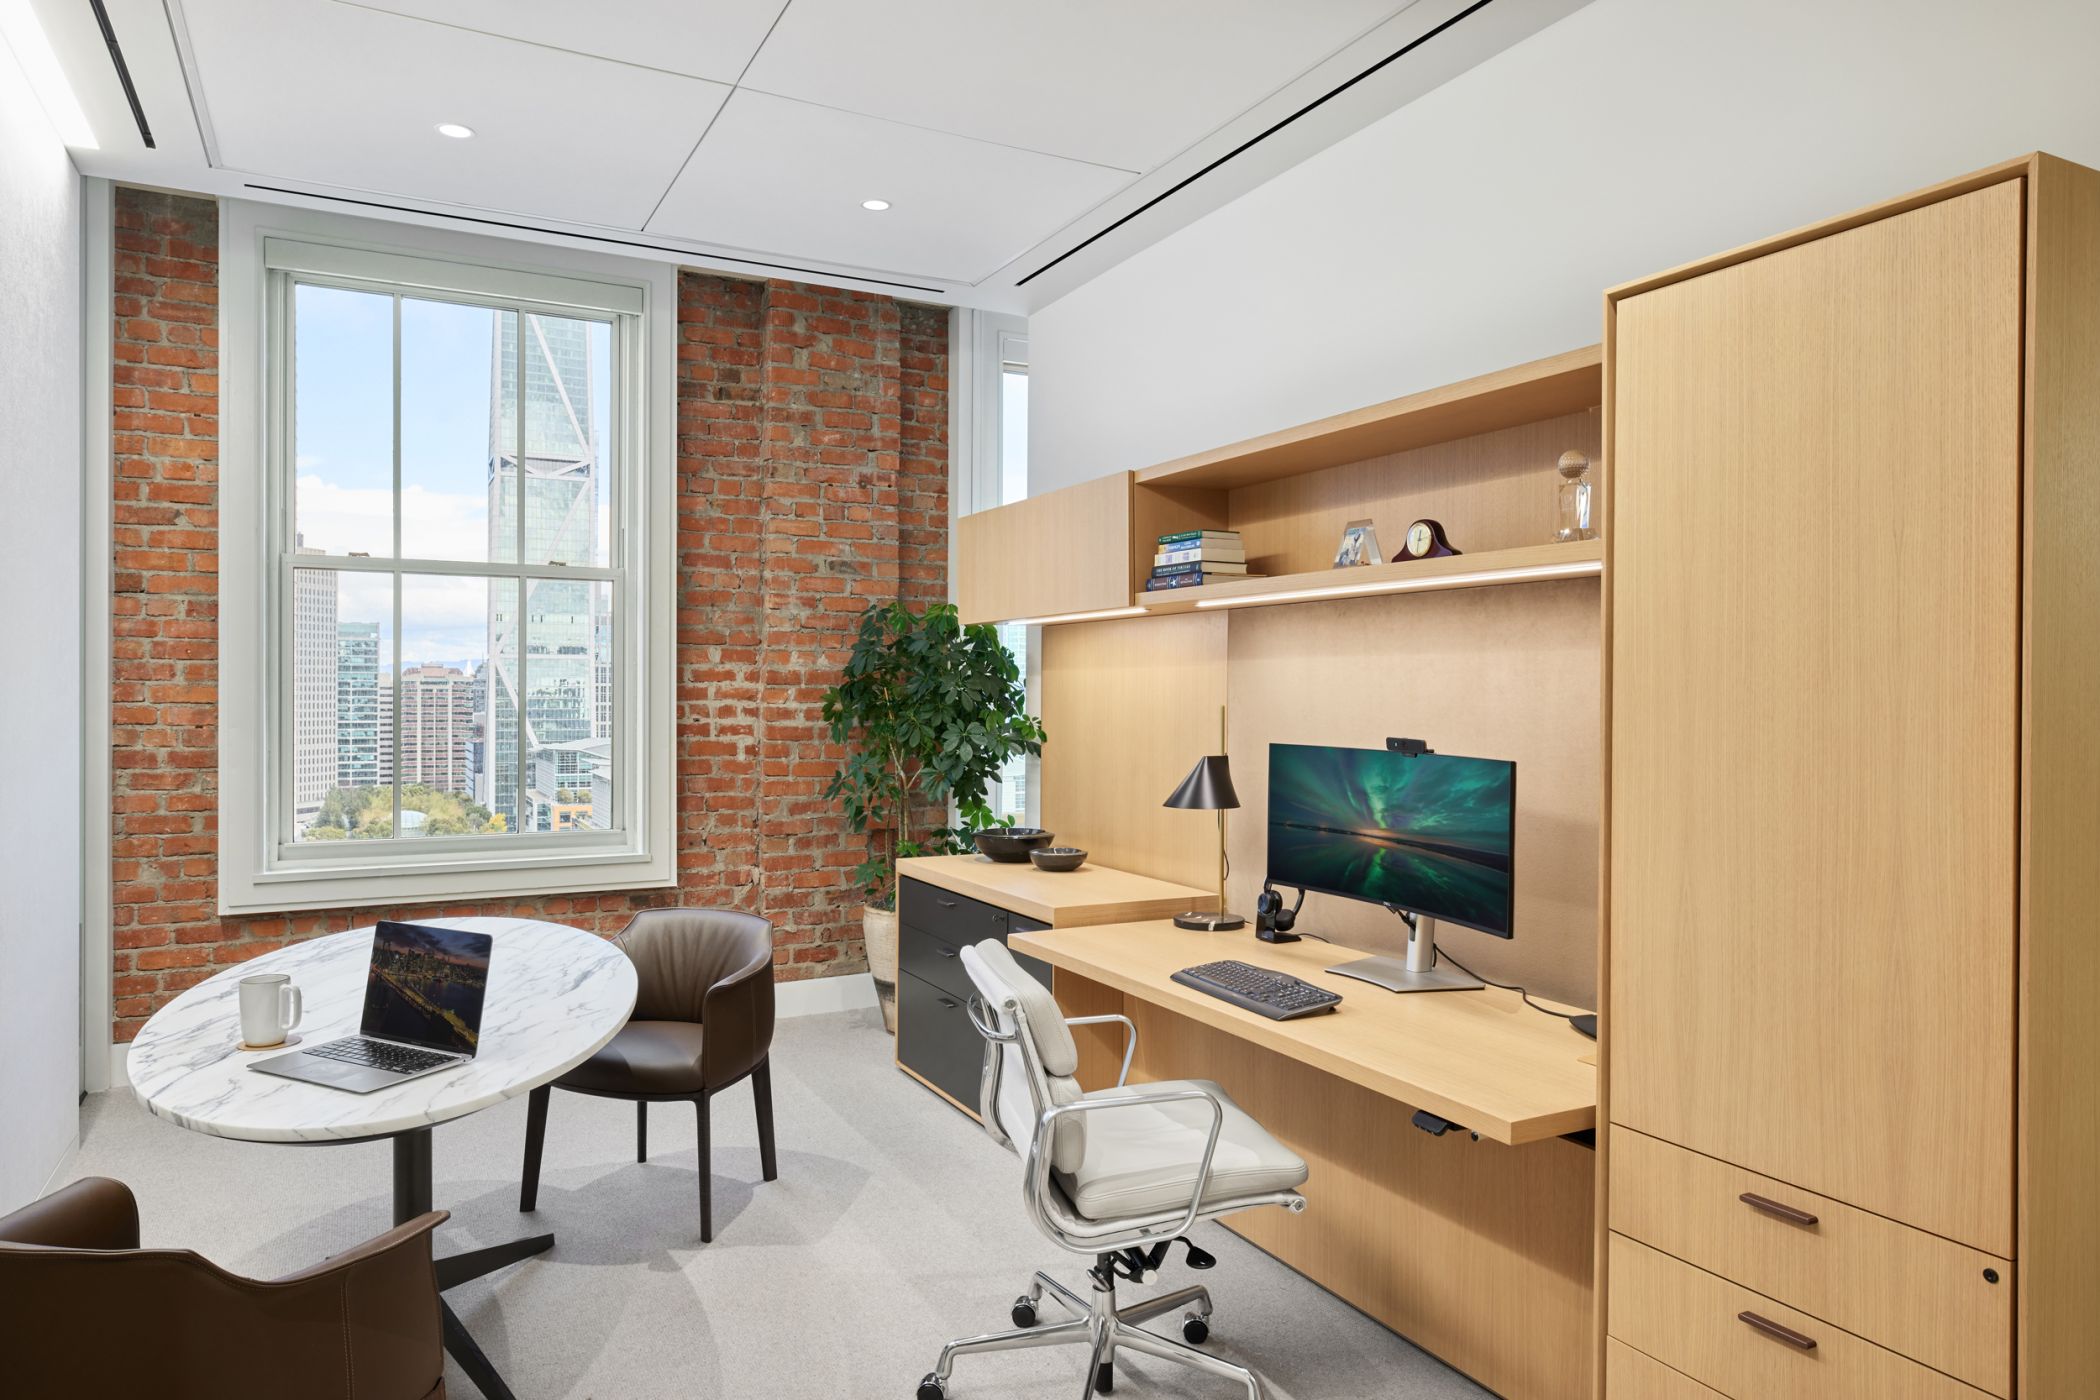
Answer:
[
  {"xmin": 959, "ymin": 311, "xmax": 1033, "ymax": 826},
  {"xmin": 219, "ymin": 212, "xmax": 674, "ymax": 913},
  {"xmin": 285, "ymin": 286, "xmax": 615, "ymax": 847}
]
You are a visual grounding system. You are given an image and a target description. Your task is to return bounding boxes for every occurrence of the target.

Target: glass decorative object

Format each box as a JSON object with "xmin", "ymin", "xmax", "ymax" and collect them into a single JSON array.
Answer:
[{"xmin": 1555, "ymin": 450, "xmax": 1596, "ymax": 542}]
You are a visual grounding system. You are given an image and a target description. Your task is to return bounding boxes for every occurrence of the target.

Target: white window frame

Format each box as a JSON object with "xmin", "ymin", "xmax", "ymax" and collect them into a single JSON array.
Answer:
[
  {"xmin": 950, "ymin": 309, "xmax": 1037, "ymax": 826},
  {"xmin": 218, "ymin": 202, "xmax": 676, "ymax": 915}
]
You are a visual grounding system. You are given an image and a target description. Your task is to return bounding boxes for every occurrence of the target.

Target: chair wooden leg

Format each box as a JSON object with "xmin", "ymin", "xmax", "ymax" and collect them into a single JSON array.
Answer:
[
  {"xmin": 637, "ymin": 1101, "xmax": 648, "ymax": 1163},
  {"xmin": 695, "ymin": 1092, "xmax": 713, "ymax": 1242},
  {"xmin": 754, "ymin": 1057, "xmax": 779, "ymax": 1183},
  {"xmin": 520, "ymin": 1084, "xmax": 551, "ymax": 1212}
]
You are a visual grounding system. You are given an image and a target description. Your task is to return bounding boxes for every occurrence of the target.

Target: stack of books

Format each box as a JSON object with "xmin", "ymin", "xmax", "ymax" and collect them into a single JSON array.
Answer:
[{"xmin": 1145, "ymin": 529, "xmax": 1259, "ymax": 591}]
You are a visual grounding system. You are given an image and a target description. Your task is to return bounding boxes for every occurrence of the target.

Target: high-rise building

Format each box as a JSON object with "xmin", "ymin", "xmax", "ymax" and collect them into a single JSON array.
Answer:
[
  {"xmin": 375, "ymin": 670, "xmax": 395, "ymax": 788},
  {"xmin": 336, "ymin": 621, "xmax": 381, "ymax": 791},
  {"xmin": 483, "ymin": 313, "xmax": 599, "ymax": 828},
  {"xmin": 292, "ymin": 542, "xmax": 338, "ymax": 833},
  {"xmin": 399, "ymin": 663, "xmax": 474, "ymax": 793}
]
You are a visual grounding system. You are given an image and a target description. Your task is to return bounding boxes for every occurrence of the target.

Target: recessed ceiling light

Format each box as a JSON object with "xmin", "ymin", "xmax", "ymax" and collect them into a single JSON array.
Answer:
[
  {"xmin": 861, "ymin": 199, "xmax": 891, "ymax": 211},
  {"xmin": 435, "ymin": 123, "xmax": 476, "ymax": 139}
]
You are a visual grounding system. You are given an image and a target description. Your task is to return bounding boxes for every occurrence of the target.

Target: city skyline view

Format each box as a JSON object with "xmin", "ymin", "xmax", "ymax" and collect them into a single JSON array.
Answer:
[{"xmin": 289, "ymin": 282, "xmax": 616, "ymax": 841}]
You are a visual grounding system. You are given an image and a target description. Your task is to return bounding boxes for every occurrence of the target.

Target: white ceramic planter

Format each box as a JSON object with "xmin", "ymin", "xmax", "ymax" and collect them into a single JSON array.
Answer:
[{"xmin": 864, "ymin": 904, "xmax": 900, "ymax": 1034}]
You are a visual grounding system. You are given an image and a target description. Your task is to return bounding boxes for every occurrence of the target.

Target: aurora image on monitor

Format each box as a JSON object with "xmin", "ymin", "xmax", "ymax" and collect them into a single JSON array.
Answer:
[{"xmin": 1265, "ymin": 743, "xmax": 1516, "ymax": 937}]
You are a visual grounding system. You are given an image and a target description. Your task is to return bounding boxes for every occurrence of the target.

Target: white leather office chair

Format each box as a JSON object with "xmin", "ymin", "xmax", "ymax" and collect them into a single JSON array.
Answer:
[{"xmin": 916, "ymin": 941, "xmax": 1309, "ymax": 1400}]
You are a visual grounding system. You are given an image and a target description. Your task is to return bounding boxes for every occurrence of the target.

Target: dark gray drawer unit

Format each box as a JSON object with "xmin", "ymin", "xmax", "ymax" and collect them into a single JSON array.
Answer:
[{"xmin": 897, "ymin": 877, "xmax": 1054, "ymax": 1118}]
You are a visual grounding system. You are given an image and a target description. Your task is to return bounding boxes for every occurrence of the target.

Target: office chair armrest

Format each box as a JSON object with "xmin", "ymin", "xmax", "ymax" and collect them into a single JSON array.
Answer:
[
  {"xmin": 1062, "ymin": 1014, "xmax": 1137, "ymax": 1087},
  {"xmin": 1027, "ymin": 1086, "xmax": 1225, "ymax": 1250}
]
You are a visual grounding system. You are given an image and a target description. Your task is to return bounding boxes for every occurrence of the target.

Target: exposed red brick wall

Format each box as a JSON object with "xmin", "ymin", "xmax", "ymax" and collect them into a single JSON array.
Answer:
[{"xmin": 108, "ymin": 187, "xmax": 950, "ymax": 1041}]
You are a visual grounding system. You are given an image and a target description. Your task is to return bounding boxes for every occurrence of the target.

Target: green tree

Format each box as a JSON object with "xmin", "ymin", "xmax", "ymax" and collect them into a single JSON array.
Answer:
[{"xmin": 822, "ymin": 600, "xmax": 1045, "ymax": 910}]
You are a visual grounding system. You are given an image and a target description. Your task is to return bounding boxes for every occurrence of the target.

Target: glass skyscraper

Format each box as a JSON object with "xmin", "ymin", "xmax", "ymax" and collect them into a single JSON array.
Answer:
[
  {"xmin": 482, "ymin": 313, "xmax": 600, "ymax": 830},
  {"xmin": 336, "ymin": 621, "xmax": 381, "ymax": 791}
]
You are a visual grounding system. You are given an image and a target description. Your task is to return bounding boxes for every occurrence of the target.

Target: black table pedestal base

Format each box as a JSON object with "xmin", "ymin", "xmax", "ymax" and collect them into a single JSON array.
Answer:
[{"xmin": 393, "ymin": 1126, "xmax": 552, "ymax": 1400}]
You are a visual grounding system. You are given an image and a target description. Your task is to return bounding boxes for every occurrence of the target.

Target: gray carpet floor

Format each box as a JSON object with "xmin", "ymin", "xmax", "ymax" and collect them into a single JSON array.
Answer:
[{"xmin": 68, "ymin": 1008, "xmax": 1487, "ymax": 1400}]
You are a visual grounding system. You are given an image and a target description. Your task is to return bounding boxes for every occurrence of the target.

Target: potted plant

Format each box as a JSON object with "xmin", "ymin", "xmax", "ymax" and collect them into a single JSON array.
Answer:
[{"xmin": 823, "ymin": 600, "xmax": 1047, "ymax": 1032}]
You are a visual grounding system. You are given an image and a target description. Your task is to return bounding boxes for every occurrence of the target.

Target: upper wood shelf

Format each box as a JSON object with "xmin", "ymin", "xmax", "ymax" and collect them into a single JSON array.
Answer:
[
  {"xmin": 1135, "ymin": 540, "xmax": 1603, "ymax": 615},
  {"xmin": 1135, "ymin": 344, "xmax": 1602, "ymax": 491}
]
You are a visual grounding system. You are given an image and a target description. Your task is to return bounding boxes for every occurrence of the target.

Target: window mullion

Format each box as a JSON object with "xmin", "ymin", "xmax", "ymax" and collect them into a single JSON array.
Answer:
[
  {"xmin": 391, "ymin": 295, "xmax": 404, "ymax": 841},
  {"xmin": 515, "ymin": 306, "xmax": 530, "ymax": 833}
]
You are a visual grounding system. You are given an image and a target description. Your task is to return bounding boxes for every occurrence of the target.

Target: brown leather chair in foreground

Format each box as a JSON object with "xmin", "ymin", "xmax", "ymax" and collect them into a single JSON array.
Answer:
[
  {"xmin": 520, "ymin": 907, "xmax": 778, "ymax": 1241},
  {"xmin": 0, "ymin": 1176, "xmax": 447, "ymax": 1399}
]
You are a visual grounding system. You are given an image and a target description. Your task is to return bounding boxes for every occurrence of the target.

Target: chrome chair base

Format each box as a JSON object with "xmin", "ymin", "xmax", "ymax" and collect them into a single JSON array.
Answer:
[{"xmin": 917, "ymin": 1257, "xmax": 1261, "ymax": 1399}]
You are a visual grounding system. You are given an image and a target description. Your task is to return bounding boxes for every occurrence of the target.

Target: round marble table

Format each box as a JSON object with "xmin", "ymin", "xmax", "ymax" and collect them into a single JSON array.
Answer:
[{"xmin": 130, "ymin": 916, "xmax": 636, "ymax": 1399}]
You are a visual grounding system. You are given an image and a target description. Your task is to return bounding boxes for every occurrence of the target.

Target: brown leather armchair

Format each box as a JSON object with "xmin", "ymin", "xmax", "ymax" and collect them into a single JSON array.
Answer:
[
  {"xmin": 0, "ymin": 1176, "xmax": 447, "ymax": 1399},
  {"xmin": 519, "ymin": 907, "xmax": 778, "ymax": 1241}
]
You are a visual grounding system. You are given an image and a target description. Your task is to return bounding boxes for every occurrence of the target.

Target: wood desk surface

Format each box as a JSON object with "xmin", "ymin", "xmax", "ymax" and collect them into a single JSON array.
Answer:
[
  {"xmin": 897, "ymin": 854, "xmax": 1216, "ymax": 927},
  {"xmin": 1009, "ymin": 920, "xmax": 1596, "ymax": 1145}
]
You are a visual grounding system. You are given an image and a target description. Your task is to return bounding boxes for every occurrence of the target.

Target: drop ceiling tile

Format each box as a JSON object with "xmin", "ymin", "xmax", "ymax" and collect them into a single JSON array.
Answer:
[
  {"xmin": 179, "ymin": 0, "xmax": 728, "ymax": 228},
  {"xmin": 739, "ymin": 0, "xmax": 1410, "ymax": 170},
  {"xmin": 646, "ymin": 90, "xmax": 1133, "ymax": 282},
  {"xmin": 343, "ymin": 0, "xmax": 789, "ymax": 84}
]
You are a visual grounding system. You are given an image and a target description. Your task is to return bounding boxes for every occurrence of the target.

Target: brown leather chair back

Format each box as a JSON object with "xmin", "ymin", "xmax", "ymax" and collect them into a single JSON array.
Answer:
[
  {"xmin": 617, "ymin": 907, "xmax": 776, "ymax": 1090},
  {"xmin": 0, "ymin": 1177, "xmax": 447, "ymax": 1400}
]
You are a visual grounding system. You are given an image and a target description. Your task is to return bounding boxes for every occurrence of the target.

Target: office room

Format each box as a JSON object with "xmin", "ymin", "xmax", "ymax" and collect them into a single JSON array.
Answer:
[{"xmin": 3, "ymin": 0, "xmax": 2096, "ymax": 1396}]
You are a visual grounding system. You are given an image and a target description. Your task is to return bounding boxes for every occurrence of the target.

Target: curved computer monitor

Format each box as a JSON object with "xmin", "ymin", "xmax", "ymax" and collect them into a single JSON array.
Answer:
[{"xmin": 1266, "ymin": 742, "xmax": 1516, "ymax": 938}]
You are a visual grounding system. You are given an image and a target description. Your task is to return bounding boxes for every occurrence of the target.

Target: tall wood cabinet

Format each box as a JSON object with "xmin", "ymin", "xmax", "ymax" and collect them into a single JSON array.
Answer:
[{"xmin": 1602, "ymin": 155, "xmax": 2100, "ymax": 1398}]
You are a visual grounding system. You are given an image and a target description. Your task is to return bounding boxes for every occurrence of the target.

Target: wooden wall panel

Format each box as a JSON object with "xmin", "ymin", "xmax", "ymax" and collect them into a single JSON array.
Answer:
[
  {"xmin": 1228, "ymin": 408, "xmax": 1601, "ymax": 577},
  {"xmin": 1223, "ymin": 579, "xmax": 1603, "ymax": 1007},
  {"xmin": 2020, "ymin": 152, "xmax": 2100, "ymax": 1397},
  {"xmin": 1039, "ymin": 611, "xmax": 1228, "ymax": 891}
]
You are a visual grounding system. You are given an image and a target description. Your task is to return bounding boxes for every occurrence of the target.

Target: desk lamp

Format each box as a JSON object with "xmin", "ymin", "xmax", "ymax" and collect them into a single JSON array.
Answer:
[{"xmin": 1163, "ymin": 755, "xmax": 1246, "ymax": 931}]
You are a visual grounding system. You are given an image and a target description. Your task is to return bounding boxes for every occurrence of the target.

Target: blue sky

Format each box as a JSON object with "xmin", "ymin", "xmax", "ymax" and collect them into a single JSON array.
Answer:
[{"xmin": 293, "ymin": 285, "xmax": 608, "ymax": 670}]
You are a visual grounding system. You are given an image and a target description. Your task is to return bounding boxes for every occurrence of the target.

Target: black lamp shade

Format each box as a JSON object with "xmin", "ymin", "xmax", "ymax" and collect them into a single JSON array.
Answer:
[{"xmin": 1163, "ymin": 755, "xmax": 1239, "ymax": 810}]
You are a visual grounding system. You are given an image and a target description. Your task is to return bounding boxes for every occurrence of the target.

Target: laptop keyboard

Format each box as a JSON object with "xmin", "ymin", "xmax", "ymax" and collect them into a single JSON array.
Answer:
[{"xmin": 304, "ymin": 1037, "xmax": 459, "ymax": 1075}]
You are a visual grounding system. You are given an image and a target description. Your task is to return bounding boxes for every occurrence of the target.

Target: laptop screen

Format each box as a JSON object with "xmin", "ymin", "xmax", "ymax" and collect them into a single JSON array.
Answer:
[{"xmin": 360, "ymin": 921, "xmax": 494, "ymax": 1056}]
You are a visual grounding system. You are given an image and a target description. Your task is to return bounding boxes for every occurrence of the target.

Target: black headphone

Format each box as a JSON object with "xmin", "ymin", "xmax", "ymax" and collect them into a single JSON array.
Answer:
[{"xmin": 1254, "ymin": 882, "xmax": 1304, "ymax": 943}]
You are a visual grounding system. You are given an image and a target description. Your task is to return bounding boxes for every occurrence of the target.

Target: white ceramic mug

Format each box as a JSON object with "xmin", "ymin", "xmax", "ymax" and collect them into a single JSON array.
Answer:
[{"xmin": 239, "ymin": 972, "xmax": 303, "ymax": 1048}]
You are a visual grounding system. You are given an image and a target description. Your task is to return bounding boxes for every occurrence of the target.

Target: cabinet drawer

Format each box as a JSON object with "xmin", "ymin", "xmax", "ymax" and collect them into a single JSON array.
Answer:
[
  {"xmin": 1607, "ymin": 1339, "xmax": 1730, "ymax": 1400},
  {"xmin": 900, "ymin": 877, "xmax": 1008, "ymax": 948},
  {"xmin": 1608, "ymin": 1235, "xmax": 1994, "ymax": 1400},
  {"xmin": 901, "ymin": 922, "xmax": 974, "ymax": 1002},
  {"xmin": 897, "ymin": 971, "xmax": 986, "ymax": 1117},
  {"xmin": 1609, "ymin": 1128, "xmax": 2009, "ymax": 1395}
]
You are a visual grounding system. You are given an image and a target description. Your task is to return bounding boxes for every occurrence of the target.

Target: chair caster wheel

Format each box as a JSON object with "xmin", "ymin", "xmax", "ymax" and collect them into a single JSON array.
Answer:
[
  {"xmin": 916, "ymin": 1374, "xmax": 946, "ymax": 1400},
  {"xmin": 1095, "ymin": 1360, "xmax": 1114, "ymax": 1393},
  {"xmin": 1181, "ymin": 1313, "xmax": 1210, "ymax": 1345},
  {"xmin": 1011, "ymin": 1297, "xmax": 1037, "ymax": 1328}
]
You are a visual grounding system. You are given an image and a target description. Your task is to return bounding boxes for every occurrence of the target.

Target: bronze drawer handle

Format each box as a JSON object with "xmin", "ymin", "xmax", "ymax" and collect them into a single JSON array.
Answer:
[
  {"xmin": 1738, "ymin": 1311, "xmax": 1817, "ymax": 1351},
  {"xmin": 1739, "ymin": 1192, "xmax": 1819, "ymax": 1227}
]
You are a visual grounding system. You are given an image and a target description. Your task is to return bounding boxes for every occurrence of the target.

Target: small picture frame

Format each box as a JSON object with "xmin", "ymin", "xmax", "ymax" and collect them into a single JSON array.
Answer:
[{"xmin": 1332, "ymin": 519, "xmax": 1383, "ymax": 568}]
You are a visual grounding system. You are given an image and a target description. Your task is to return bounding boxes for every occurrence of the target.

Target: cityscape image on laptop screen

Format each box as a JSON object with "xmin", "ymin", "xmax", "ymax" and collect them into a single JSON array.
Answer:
[
  {"xmin": 1267, "ymin": 744, "xmax": 1517, "ymax": 936},
  {"xmin": 362, "ymin": 922, "xmax": 493, "ymax": 1054}
]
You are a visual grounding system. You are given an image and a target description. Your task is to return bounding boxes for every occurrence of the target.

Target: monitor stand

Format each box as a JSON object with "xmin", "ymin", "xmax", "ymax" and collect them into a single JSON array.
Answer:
[{"xmin": 1327, "ymin": 912, "xmax": 1484, "ymax": 993}]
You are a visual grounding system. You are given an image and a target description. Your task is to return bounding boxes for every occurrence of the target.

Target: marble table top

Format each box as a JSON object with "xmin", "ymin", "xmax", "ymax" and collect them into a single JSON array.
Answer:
[{"xmin": 129, "ymin": 917, "xmax": 636, "ymax": 1143}]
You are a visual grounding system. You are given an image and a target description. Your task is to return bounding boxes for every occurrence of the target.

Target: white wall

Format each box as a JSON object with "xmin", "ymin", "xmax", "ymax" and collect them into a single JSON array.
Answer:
[
  {"xmin": 1031, "ymin": 0, "xmax": 2100, "ymax": 487},
  {"xmin": 0, "ymin": 42, "xmax": 83, "ymax": 1210}
]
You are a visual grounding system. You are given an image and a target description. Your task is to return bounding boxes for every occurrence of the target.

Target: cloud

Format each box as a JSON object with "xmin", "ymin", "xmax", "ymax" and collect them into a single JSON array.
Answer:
[{"xmin": 296, "ymin": 476, "xmax": 504, "ymax": 667}]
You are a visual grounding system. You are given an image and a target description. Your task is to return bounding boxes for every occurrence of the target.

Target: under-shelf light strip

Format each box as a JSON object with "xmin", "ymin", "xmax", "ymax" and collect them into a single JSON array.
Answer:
[
  {"xmin": 1008, "ymin": 605, "xmax": 1147, "ymax": 627},
  {"xmin": 1180, "ymin": 559, "xmax": 1603, "ymax": 610}
]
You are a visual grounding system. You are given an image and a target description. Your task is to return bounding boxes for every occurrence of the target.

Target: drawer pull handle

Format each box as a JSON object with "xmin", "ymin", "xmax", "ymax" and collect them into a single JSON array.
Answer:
[
  {"xmin": 936, "ymin": 947, "xmax": 957, "ymax": 958},
  {"xmin": 936, "ymin": 898, "xmax": 959, "ymax": 908},
  {"xmin": 1738, "ymin": 1311, "xmax": 1817, "ymax": 1351},
  {"xmin": 936, "ymin": 997, "xmax": 959, "ymax": 1010},
  {"xmin": 1740, "ymin": 1192, "xmax": 1819, "ymax": 1227}
]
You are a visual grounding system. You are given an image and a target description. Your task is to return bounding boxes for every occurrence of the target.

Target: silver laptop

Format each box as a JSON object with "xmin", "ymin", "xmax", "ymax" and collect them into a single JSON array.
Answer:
[{"xmin": 251, "ymin": 920, "xmax": 494, "ymax": 1094}]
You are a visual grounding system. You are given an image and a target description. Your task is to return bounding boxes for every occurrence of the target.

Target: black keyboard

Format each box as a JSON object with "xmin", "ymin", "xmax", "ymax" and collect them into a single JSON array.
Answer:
[
  {"xmin": 304, "ymin": 1037, "xmax": 459, "ymax": 1075},
  {"xmin": 1171, "ymin": 960, "xmax": 1343, "ymax": 1020}
]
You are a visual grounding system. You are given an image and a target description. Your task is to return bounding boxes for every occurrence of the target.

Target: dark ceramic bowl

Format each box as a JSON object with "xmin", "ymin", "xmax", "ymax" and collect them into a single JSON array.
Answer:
[
  {"xmin": 1029, "ymin": 846, "xmax": 1088, "ymax": 873},
  {"xmin": 975, "ymin": 827, "xmax": 1055, "ymax": 863}
]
